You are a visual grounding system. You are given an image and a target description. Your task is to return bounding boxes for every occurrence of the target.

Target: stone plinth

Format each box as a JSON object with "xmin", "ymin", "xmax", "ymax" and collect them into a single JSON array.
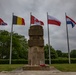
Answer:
[{"xmin": 23, "ymin": 65, "xmax": 50, "ymax": 71}]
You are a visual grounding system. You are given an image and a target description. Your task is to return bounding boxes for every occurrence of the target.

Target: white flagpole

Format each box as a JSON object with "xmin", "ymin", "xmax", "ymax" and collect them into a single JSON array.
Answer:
[
  {"xmin": 65, "ymin": 13, "xmax": 71, "ymax": 64},
  {"xmin": 30, "ymin": 12, "xmax": 32, "ymax": 65},
  {"xmin": 47, "ymin": 12, "xmax": 51, "ymax": 64},
  {"xmin": 30, "ymin": 12, "xmax": 32, "ymax": 27},
  {"xmin": 9, "ymin": 13, "xmax": 14, "ymax": 64}
]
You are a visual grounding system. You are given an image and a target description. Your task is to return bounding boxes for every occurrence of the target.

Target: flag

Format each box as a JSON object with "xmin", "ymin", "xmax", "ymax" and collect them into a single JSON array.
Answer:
[
  {"xmin": 0, "ymin": 18, "xmax": 7, "ymax": 25},
  {"xmin": 47, "ymin": 15, "xmax": 61, "ymax": 26},
  {"xmin": 31, "ymin": 15, "xmax": 44, "ymax": 25},
  {"xmin": 13, "ymin": 15, "xmax": 25, "ymax": 25},
  {"xmin": 66, "ymin": 15, "xmax": 76, "ymax": 28}
]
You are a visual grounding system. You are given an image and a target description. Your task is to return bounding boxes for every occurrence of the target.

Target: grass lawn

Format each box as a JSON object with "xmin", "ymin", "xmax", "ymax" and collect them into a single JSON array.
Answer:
[
  {"xmin": 0, "ymin": 64, "xmax": 24, "ymax": 72},
  {"xmin": 0, "ymin": 64, "xmax": 76, "ymax": 72},
  {"xmin": 51, "ymin": 64, "xmax": 76, "ymax": 72}
]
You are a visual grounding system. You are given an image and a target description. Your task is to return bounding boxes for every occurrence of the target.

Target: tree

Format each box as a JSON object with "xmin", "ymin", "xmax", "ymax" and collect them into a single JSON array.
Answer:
[
  {"xmin": 62, "ymin": 53, "xmax": 68, "ymax": 58},
  {"xmin": 70, "ymin": 50, "xmax": 76, "ymax": 58},
  {"xmin": 10, "ymin": 33, "xmax": 28, "ymax": 59},
  {"xmin": 56, "ymin": 50, "xmax": 62, "ymax": 57},
  {"xmin": 0, "ymin": 30, "xmax": 10, "ymax": 59},
  {"xmin": 0, "ymin": 30, "xmax": 28, "ymax": 59},
  {"xmin": 44, "ymin": 44, "xmax": 58, "ymax": 59}
]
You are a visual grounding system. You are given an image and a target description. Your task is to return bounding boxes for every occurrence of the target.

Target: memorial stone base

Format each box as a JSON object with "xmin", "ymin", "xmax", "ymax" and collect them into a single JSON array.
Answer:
[{"xmin": 23, "ymin": 65, "xmax": 50, "ymax": 71}]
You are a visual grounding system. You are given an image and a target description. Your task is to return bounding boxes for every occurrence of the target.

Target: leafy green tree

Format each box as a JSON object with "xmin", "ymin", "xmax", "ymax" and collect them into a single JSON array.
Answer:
[
  {"xmin": 11, "ymin": 33, "xmax": 28, "ymax": 59},
  {"xmin": 44, "ymin": 44, "xmax": 58, "ymax": 59},
  {"xmin": 62, "ymin": 53, "xmax": 68, "ymax": 58},
  {"xmin": 0, "ymin": 30, "xmax": 28, "ymax": 59},
  {"xmin": 70, "ymin": 50, "xmax": 76, "ymax": 58},
  {"xmin": 56, "ymin": 50, "xmax": 62, "ymax": 57},
  {"xmin": 0, "ymin": 30, "xmax": 10, "ymax": 59}
]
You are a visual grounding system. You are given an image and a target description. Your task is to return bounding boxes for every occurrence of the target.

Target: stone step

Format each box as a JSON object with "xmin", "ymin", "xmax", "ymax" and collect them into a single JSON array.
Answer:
[{"xmin": 23, "ymin": 65, "xmax": 50, "ymax": 71}]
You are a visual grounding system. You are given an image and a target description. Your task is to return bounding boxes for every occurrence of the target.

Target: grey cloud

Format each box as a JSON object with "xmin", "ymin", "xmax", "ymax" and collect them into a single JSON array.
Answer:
[{"xmin": 0, "ymin": 0, "xmax": 76, "ymax": 52}]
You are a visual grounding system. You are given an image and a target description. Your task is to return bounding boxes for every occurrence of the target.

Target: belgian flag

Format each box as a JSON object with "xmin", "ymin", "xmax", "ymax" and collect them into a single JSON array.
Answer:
[{"xmin": 13, "ymin": 15, "xmax": 25, "ymax": 25}]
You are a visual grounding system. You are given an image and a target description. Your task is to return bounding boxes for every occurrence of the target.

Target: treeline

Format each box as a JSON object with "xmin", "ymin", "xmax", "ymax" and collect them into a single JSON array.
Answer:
[
  {"xmin": 45, "ymin": 44, "xmax": 76, "ymax": 59},
  {"xmin": 0, "ymin": 30, "xmax": 76, "ymax": 60},
  {"xmin": 0, "ymin": 30, "xmax": 28, "ymax": 59}
]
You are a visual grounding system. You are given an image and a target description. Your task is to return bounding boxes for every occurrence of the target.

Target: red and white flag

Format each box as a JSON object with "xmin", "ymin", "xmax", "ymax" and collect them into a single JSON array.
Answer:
[
  {"xmin": 31, "ymin": 15, "xmax": 44, "ymax": 25},
  {"xmin": 47, "ymin": 15, "xmax": 61, "ymax": 26},
  {"xmin": 0, "ymin": 18, "xmax": 7, "ymax": 25}
]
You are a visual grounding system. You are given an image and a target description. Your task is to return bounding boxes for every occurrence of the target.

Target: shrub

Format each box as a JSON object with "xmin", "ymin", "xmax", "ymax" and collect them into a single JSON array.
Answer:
[
  {"xmin": 0, "ymin": 59, "xmax": 9, "ymax": 64},
  {"xmin": 1, "ymin": 58, "xmax": 76, "ymax": 64},
  {"xmin": 0, "ymin": 59, "xmax": 28, "ymax": 64},
  {"xmin": 45, "ymin": 58, "xmax": 76, "ymax": 64}
]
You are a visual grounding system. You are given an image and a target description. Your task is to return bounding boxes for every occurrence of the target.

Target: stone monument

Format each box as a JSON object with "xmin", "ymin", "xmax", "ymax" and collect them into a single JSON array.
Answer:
[
  {"xmin": 23, "ymin": 25, "xmax": 50, "ymax": 70},
  {"xmin": 28, "ymin": 25, "xmax": 45, "ymax": 65}
]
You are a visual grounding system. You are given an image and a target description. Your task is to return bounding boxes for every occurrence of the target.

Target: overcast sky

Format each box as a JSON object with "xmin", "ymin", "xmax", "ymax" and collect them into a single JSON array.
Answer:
[{"xmin": 0, "ymin": 0, "xmax": 76, "ymax": 52}]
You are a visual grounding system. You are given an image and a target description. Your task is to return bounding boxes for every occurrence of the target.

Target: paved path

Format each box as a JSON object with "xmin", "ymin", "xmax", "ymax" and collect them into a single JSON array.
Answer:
[
  {"xmin": 0, "ymin": 67, "xmax": 76, "ymax": 75},
  {"xmin": 0, "ymin": 70, "xmax": 76, "ymax": 75}
]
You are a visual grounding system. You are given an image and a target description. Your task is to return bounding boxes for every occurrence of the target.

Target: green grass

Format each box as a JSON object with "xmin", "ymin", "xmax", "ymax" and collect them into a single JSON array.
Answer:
[
  {"xmin": 0, "ymin": 64, "xmax": 24, "ymax": 72},
  {"xmin": 51, "ymin": 64, "xmax": 76, "ymax": 72},
  {"xmin": 0, "ymin": 64, "xmax": 76, "ymax": 72}
]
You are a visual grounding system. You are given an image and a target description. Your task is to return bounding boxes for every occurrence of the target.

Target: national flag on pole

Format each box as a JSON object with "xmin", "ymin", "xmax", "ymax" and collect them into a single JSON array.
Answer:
[
  {"xmin": 66, "ymin": 15, "xmax": 76, "ymax": 28},
  {"xmin": 47, "ymin": 15, "xmax": 61, "ymax": 26},
  {"xmin": 13, "ymin": 15, "xmax": 25, "ymax": 25},
  {"xmin": 31, "ymin": 15, "xmax": 44, "ymax": 25},
  {"xmin": 0, "ymin": 18, "xmax": 7, "ymax": 25}
]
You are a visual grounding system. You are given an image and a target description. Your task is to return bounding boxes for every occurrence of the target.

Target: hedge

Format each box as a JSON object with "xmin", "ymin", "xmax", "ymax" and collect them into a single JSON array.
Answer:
[
  {"xmin": 0, "ymin": 58, "xmax": 76, "ymax": 64},
  {"xmin": 0, "ymin": 59, "xmax": 28, "ymax": 64},
  {"xmin": 45, "ymin": 58, "xmax": 76, "ymax": 64},
  {"xmin": 45, "ymin": 59, "xmax": 68, "ymax": 64}
]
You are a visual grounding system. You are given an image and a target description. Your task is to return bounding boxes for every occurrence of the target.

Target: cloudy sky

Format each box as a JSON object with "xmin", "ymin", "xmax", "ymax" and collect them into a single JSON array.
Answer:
[{"xmin": 0, "ymin": 0, "xmax": 76, "ymax": 52}]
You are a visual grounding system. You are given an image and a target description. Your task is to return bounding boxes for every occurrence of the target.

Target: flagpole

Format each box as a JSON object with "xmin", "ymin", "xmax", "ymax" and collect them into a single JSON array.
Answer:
[
  {"xmin": 47, "ymin": 12, "xmax": 51, "ymax": 64},
  {"xmin": 30, "ymin": 12, "xmax": 32, "ymax": 65},
  {"xmin": 9, "ymin": 13, "xmax": 14, "ymax": 64},
  {"xmin": 65, "ymin": 13, "xmax": 71, "ymax": 64},
  {"xmin": 30, "ymin": 12, "xmax": 32, "ymax": 27}
]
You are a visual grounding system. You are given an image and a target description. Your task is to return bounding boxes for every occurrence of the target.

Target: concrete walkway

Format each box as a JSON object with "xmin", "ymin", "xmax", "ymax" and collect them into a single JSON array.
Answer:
[{"xmin": 0, "ymin": 67, "xmax": 76, "ymax": 75}]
